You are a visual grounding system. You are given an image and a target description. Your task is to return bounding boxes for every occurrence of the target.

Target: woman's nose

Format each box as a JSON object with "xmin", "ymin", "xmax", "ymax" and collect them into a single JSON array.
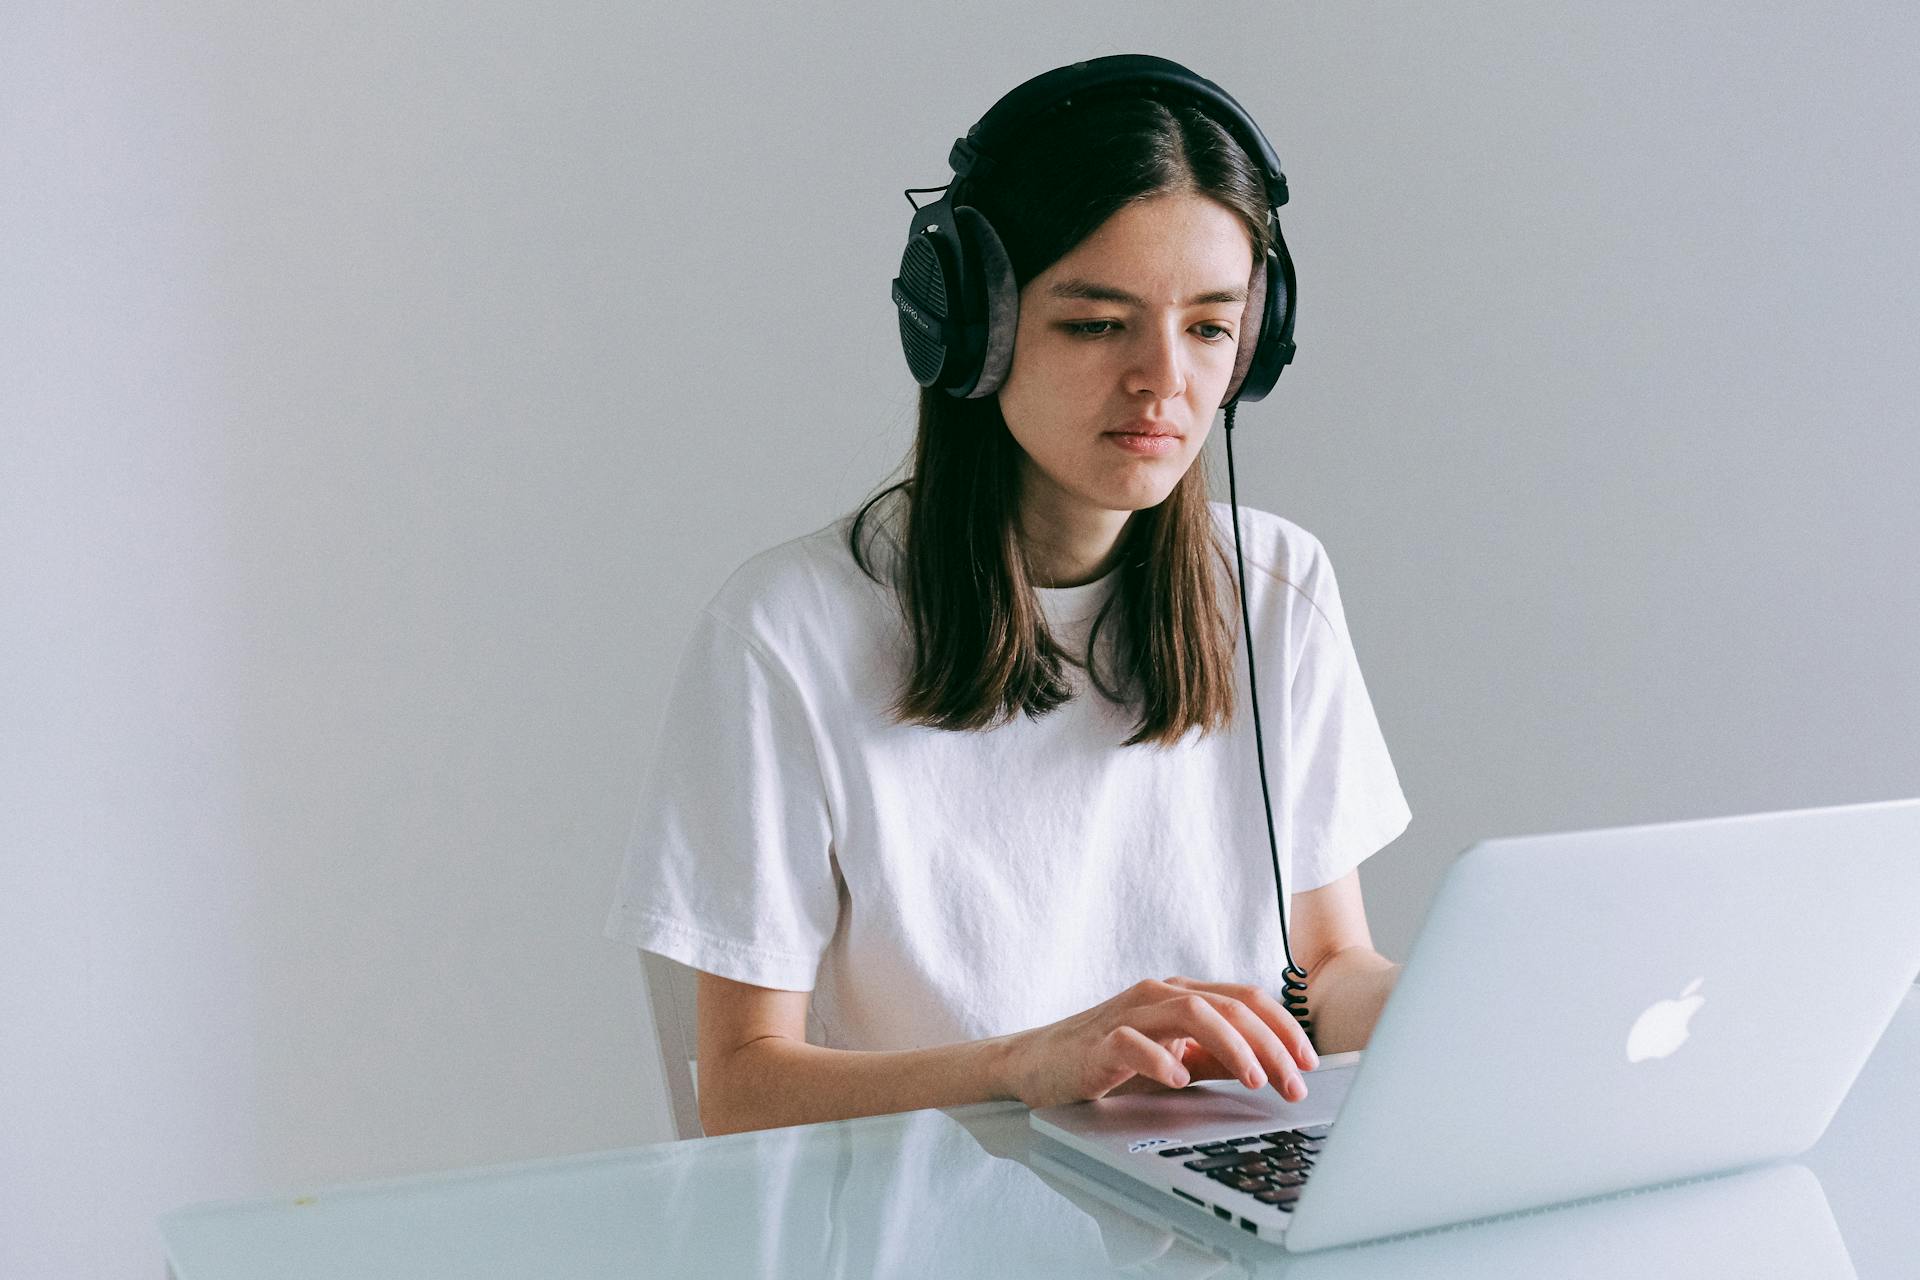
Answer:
[{"xmin": 1127, "ymin": 326, "xmax": 1187, "ymax": 400}]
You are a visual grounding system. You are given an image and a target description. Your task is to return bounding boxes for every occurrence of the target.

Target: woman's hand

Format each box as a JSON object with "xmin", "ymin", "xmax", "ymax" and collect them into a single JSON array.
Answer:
[{"xmin": 1000, "ymin": 976, "xmax": 1319, "ymax": 1110}]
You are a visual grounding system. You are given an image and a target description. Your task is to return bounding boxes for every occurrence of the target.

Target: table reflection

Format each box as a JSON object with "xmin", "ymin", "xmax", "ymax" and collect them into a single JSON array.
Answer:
[
  {"xmin": 159, "ymin": 1097, "xmax": 1864, "ymax": 1279},
  {"xmin": 1021, "ymin": 1145, "xmax": 1853, "ymax": 1278},
  {"xmin": 645, "ymin": 1107, "xmax": 1116, "ymax": 1276},
  {"xmin": 643, "ymin": 1103, "xmax": 1853, "ymax": 1279},
  {"xmin": 160, "ymin": 991, "xmax": 1913, "ymax": 1279}
]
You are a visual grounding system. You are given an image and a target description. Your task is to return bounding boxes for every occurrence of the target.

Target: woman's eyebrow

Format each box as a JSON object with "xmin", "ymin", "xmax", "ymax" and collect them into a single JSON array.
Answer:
[{"xmin": 1046, "ymin": 277, "xmax": 1247, "ymax": 307}]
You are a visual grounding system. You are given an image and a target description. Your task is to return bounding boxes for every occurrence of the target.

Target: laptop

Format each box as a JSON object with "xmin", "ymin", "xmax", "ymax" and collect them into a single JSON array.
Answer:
[{"xmin": 1029, "ymin": 796, "xmax": 1920, "ymax": 1252}]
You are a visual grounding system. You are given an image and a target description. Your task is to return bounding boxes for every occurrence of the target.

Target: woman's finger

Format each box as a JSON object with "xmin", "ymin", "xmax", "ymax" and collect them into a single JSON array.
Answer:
[
  {"xmin": 1104, "ymin": 1024, "xmax": 1191, "ymax": 1092},
  {"xmin": 1126, "ymin": 991, "xmax": 1269, "ymax": 1090},
  {"xmin": 1153, "ymin": 981, "xmax": 1308, "ymax": 1099},
  {"xmin": 1164, "ymin": 977, "xmax": 1317, "ymax": 1075},
  {"xmin": 1168, "ymin": 1039, "xmax": 1232, "ymax": 1081}
]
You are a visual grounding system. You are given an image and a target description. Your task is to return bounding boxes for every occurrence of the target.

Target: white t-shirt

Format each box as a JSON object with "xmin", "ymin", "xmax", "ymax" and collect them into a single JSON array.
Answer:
[{"xmin": 604, "ymin": 499, "xmax": 1411, "ymax": 1051}]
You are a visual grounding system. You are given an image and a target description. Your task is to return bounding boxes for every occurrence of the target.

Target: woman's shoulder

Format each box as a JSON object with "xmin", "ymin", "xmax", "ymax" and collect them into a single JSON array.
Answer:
[
  {"xmin": 1205, "ymin": 502, "xmax": 1363, "ymax": 647},
  {"xmin": 1205, "ymin": 500, "xmax": 1332, "ymax": 587},
  {"xmin": 701, "ymin": 507, "xmax": 900, "ymax": 659}
]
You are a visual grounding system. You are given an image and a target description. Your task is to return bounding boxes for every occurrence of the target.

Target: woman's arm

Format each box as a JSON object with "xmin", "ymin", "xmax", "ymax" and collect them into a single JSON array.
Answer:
[
  {"xmin": 694, "ymin": 968, "xmax": 1322, "ymax": 1135},
  {"xmin": 691, "ymin": 865, "xmax": 1393, "ymax": 1134},
  {"xmin": 1292, "ymin": 869, "xmax": 1402, "ymax": 1054},
  {"xmin": 1302, "ymin": 947, "xmax": 1400, "ymax": 1052},
  {"xmin": 695, "ymin": 970, "xmax": 1021, "ymax": 1135}
]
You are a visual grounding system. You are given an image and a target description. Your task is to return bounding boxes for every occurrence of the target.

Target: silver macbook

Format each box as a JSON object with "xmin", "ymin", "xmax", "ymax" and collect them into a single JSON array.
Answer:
[{"xmin": 1029, "ymin": 796, "xmax": 1920, "ymax": 1252}]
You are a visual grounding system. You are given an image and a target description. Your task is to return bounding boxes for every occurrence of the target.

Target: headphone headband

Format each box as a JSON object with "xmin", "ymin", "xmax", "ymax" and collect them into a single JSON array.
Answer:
[{"xmin": 949, "ymin": 54, "xmax": 1289, "ymax": 211}]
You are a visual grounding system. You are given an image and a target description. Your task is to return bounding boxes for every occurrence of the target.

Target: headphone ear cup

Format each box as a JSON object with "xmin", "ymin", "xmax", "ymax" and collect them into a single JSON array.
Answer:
[
  {"xmin": 894, "ymin": 218, "xmax": 964, "ymax": 389},
  {"xmin": 1224, "ymin": 252, "xmax": 1269, "ymax": 406},
  {"xmin": 952, "ymin": 206, "xmax": 1019, "ymax": 398}
]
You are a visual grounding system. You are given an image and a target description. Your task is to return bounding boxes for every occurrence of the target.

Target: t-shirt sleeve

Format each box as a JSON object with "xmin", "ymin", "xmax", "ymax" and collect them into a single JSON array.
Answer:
[
  {"xmin": 1285, "ymin": 539, "xmax": 1413, "ymax": 893},
  {"xmin": 603, "ymin": 605, "xmax": 840, "ymax": 991}
]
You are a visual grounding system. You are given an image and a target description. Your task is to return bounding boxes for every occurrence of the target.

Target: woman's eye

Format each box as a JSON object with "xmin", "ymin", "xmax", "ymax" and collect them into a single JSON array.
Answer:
[{"xmin": 1063, "ymin": 320, "xmax": 1235, "ymax": 342}]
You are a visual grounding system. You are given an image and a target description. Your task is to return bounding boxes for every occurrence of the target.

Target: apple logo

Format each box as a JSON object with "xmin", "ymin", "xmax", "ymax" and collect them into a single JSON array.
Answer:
[{"xmin": 1627, "ymin": 978, "xmax": 1707, "ymax": 1063}]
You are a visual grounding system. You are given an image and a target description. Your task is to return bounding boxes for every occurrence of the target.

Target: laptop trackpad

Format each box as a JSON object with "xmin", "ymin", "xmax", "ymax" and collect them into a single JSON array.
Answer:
[{"xmin": 1033, "ymin": 1055, "xmax": 1359, "ymax": 1146}]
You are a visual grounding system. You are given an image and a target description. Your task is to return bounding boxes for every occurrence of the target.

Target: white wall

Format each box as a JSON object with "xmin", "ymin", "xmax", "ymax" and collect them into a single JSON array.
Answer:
[{"xmin": 4, "ymin": 2, "xmax": 1916, "ymax": 1275}]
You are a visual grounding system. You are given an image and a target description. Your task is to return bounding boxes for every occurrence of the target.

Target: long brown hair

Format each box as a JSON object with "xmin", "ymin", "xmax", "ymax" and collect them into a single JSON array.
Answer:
[{"xmin": 851, "ymin": 93, "xmax": 1275, "ymax": 749}]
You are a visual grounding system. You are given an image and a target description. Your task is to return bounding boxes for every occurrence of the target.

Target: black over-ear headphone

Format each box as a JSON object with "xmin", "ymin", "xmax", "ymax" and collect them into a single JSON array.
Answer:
[{"xmin": 890, "ymin": 52, "xmax": 1298, "ymax": 408}]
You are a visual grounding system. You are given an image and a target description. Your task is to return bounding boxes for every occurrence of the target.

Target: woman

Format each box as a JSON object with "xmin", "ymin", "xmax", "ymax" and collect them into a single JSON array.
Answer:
[{"xmin": 607, "ymin": 62, "xmax": 1411, "ymax": 1137}]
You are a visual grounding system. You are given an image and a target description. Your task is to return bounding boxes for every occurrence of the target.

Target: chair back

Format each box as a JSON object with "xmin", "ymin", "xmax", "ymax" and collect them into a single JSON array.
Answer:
[
  {"xmin": 641, "ymin": 950, "xmax": 704, "ymax": 1140},
  {"xmin": 639, "ymin": 951, "xmax": 828, "ymax": 1141}
]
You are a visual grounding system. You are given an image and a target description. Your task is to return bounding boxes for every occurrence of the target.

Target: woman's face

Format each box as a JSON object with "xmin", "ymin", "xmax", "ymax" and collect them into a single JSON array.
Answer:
[{"xmin": 997, "ymin": 191, "xmax": 1255, "ymax": 530}]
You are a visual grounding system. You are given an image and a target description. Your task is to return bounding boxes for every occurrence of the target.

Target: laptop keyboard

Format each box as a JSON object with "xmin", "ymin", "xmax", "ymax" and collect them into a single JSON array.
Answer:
[{"xmin": 1151, "ymin": 1125, "xmax": 1330, "ymax": 1211}]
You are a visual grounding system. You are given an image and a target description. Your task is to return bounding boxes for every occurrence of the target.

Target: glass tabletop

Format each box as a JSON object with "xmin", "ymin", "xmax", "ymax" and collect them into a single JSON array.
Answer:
[{"xmin": 162, "ymin": 989, "xmax": 1920, "ymax": 1279}]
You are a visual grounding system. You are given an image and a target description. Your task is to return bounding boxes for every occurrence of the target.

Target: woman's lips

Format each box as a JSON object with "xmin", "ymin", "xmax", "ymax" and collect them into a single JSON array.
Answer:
[{"xmin": 1104, "ymin": 431, "xmax": 1181, "ymax": 455}]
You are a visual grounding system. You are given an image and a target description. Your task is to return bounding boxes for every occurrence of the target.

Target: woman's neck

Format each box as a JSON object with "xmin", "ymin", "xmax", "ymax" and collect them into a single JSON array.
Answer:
[{"xmin": 1018, "ymin": 503, "xmax": 1132, "ymax": 588}]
